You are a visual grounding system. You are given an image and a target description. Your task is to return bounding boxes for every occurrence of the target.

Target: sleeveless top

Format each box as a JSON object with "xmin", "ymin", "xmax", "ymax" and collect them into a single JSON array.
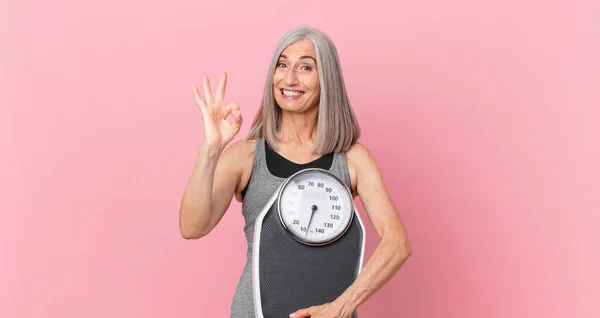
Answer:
[{"xmin": 230, "ymin": 137, "xmax": 353, "ymax": 317}]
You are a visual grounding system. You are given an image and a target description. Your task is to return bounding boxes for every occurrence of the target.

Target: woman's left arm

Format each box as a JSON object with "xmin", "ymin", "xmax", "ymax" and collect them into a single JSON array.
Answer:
[{"xmin": 291, "ymin": 143, "xmax": 413, "ymax": 318}]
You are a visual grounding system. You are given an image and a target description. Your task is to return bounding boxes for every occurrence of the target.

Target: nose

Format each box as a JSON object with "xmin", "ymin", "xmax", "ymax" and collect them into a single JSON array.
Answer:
[{"xmin": 283, "ymin": 68, "xmax": 299, "ymax": 86}]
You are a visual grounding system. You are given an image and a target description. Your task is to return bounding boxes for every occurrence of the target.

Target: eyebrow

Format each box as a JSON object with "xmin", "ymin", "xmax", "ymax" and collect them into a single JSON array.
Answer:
[{"xmin": 279, "ymin": 54, "xmax": 316, "ymax": 62}]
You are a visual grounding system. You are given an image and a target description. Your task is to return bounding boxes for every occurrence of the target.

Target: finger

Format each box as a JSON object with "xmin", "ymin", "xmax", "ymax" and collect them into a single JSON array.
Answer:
[
  {"xmin": 203, "ymin": 76, "xmax": 213, "ymax": 104},
  {"xmin": 215, "ymin": 72, "xmax": 227, "ymax": 105},
  {"xmin": 225, "ymin": 102, "xmax": 240, "ymax": 115},
  {"xmin": 225, "ymin": 103, "xmax": 243, "ymax": 125},
  {"xmin": 232, "ymin": 111, "xmax": 243, "ymax": 130},
  {"xmin": 192, "ymin": 83, "xmax": 206, "ymax": 112},
  {"xmin": 232, "ymin": 105, "xmax": 243, "ymax": 127},
  {"xmin": 221, "ymin": 102, "xmax": 237, "ymax": 116},
  {"xmin": 290, "ymin": 307, "xmax": 316, "ymax": 317},
  {"xmin": 220, "ymin": 103, "xmax": 233, "ymax": 118}
]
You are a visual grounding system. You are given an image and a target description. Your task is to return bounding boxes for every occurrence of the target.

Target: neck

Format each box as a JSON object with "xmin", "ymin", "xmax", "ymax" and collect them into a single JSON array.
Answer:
[{"xmin": 277, "ymin": 108, "xmax": 319, "ymax": 145}]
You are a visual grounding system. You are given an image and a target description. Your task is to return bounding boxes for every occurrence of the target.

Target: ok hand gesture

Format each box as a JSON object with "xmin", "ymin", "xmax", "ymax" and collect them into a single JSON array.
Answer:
[{"xmin": 193, "ymin": 72, "xmax": 243, "ymax": 150}]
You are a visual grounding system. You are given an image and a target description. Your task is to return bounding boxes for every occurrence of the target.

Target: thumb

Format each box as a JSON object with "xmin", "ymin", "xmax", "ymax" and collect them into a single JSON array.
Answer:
[
  {"xmin": 233, "ymin": 109, "xmax": 243, "ymax": 127},
  {"xmin": 228, "ymin": 103, "xmax": 243, "ymax": 126}
]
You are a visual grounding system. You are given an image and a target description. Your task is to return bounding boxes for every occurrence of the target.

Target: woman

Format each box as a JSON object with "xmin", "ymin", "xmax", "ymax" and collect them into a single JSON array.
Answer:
[{"xmin": 179, "ymin": 26, "xmax": 412, "ymax": 318}]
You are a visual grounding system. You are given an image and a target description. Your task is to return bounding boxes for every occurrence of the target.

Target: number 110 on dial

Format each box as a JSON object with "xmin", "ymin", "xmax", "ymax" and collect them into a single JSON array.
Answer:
[{"xmin": 277, "ymin": 169, "xmax": 354, "ymax": 246}]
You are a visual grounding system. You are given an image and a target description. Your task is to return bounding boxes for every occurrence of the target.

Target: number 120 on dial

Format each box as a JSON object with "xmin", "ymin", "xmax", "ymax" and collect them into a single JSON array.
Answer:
[{"xmin": 277, "ymin": 169, "xmax": 354, "ymax": 246}]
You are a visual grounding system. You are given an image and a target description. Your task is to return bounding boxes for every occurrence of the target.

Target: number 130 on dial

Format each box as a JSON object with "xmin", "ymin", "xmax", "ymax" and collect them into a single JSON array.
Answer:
[{"xmin": 277, "ymin": 168, "xmax": 355, "ymax": 246}]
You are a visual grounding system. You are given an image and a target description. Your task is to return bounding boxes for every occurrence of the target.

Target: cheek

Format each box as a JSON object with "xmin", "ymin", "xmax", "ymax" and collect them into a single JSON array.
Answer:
[
  {"xmin": 307, "ymin": 75, "xmax": 320, "ymax": 93},
  {"xmin": 312, "ymin": 81, "xmax": 321, "ymax": 97},
  {"xmin": 272, "ymin": 73, "xmax": 281, "ymax": 86},
  {"xmin": 272, "ymin": 75, "xmax": 282, "ymax": 93}
]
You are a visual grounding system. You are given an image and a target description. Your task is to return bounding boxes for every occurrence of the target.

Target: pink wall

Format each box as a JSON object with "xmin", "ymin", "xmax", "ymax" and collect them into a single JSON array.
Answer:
[{"xmin": 2, "ymin": 0, "xmax": 598, "ymax": 317}]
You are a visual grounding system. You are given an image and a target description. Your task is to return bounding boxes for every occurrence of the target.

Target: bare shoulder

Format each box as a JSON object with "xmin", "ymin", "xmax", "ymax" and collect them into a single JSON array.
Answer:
[
  {"xmin": 345, "ymin": 142, "xmax": 379, "ymax": 197},
  {"xmin": 346, "ymin": 142, "xmax": 375, "ymax": 163},
  {"xmin": 221, "ymin": 139, "xmax": 256, "ymax": 158},
  {"xmin": 218, "ymin": 139, "xmax": 256, "ymax": 202}
]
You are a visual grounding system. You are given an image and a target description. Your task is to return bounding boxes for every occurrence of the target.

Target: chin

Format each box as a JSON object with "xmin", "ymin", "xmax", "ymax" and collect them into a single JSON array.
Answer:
[
  {"xmin": 277, "ymin": 101, "xmax": 302, "ymax": 111},
  {"xmin": 281, "ymin": 103, "xmax": 319, "ymax": 114}
]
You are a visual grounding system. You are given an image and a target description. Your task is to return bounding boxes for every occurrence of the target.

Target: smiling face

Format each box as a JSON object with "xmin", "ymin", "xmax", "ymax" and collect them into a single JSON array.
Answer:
[{"xmin": 273, "ymin": 40, "xmax": 321, "ymax": 113}]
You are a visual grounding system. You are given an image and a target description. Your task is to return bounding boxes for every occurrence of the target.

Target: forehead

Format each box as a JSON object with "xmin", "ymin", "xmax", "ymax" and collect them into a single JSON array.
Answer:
[{"xmin": 280, "ymin": 40, "xmax": 316, "ymax": 59}]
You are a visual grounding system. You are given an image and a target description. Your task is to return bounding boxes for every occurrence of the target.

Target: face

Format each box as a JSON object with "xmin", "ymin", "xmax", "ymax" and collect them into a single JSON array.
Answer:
[{"xmin": 273, "ymin": 40, "xmax": 321, "ymax": 112}]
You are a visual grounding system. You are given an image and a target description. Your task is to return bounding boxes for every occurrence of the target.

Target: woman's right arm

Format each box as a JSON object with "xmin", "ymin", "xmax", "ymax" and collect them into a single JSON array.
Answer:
[
  {"xmin": 178, "ymin": 72, "xmax": 244, "ymax": 239},
  {"xmin": 179, "ymin": 142, "xmax": 245, "ymax": 239}
]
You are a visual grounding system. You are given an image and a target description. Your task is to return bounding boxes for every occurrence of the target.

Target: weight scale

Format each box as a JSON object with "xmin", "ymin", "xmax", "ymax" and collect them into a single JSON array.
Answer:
[{"xmin": 252, "ymin": 168, "xmax": 366, "ymax": 317}]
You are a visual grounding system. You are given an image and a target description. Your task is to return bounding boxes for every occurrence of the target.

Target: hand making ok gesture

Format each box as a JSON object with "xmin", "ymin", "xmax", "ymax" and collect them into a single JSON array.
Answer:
[{"xmin": 193, "ymin": 72, "xmax": 243, "ymax": 150}]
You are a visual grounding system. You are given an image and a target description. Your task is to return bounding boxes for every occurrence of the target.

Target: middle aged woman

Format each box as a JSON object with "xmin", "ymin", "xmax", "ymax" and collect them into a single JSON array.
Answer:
[{"xmin": 179, "ymin": 26, "xmax": 413, "ymax": 318}]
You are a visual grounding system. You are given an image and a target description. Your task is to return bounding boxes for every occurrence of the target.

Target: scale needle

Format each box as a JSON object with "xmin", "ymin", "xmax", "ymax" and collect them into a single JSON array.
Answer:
[{"xmin": 305, "ymin": 205, "xmax": 318, "ymax": 236}]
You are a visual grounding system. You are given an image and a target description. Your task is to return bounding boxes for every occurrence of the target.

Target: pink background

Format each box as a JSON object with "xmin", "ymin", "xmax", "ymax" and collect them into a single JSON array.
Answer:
[{"xmin": 2, "ymin": 0, "xmax": 598, "ymax": 317}]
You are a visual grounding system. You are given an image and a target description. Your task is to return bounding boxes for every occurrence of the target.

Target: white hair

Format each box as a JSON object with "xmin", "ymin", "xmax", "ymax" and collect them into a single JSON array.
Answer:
[{"xmin": 247, "ymin": 26, "xmax": 361, "ymax": 154}]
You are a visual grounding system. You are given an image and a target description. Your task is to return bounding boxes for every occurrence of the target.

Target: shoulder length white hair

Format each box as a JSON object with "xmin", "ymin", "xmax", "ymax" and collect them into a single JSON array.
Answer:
[{"xmin": 246, "ymin": 26, "xmax": 361, "ymax": 154}]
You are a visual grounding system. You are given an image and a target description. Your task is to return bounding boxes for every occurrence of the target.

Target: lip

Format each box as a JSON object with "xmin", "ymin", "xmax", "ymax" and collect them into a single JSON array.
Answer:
[{"xmin": 279, "ymin": 88, "xmax": 305, "ymax": 100}]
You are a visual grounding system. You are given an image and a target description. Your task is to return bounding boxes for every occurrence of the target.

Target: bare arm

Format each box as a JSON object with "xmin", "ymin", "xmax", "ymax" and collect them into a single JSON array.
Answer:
[
  {"xmin": 179, "ymin": 142, "xmax": 245, "ymax": 239},
  {"xmin": 178, "ymin": 72, "xmax": 244, "ymax": 239},
  {"xmin": 336, "ymin": 144, "xmax": 413, "ymax": 310}
]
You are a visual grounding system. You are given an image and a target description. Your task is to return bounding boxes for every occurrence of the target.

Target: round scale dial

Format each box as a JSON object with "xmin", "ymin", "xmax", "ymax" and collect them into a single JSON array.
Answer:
[{"xmin": 277, "ymin": 168, "xmax": 354, "ymax": 246}]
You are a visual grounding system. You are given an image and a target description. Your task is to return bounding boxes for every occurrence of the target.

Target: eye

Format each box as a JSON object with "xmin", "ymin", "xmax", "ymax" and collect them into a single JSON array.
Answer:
[
  {"xmin": 301, "ymin": 65, "xmax": 312, "ymax": 71},
  {"xmin": 277, "ymin": 62, "xmax": 287, "ymax": 68}
]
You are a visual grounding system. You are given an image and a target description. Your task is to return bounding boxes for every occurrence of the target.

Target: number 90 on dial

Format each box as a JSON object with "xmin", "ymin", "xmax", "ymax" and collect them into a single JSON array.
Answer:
[{"xmin": 276, "ymin": 168, "xmax": 354, "ymax": 246}]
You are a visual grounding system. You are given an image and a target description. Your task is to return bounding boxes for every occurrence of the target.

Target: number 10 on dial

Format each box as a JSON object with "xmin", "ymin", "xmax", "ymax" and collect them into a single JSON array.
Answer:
[{"xmin": 277, "ymin": 168, "xmax": 354, "ymax": 246}]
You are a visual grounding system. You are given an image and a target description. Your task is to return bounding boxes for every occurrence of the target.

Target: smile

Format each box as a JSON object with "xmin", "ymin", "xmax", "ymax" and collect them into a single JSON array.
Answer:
[{"xmin": 281, "ymin": 89, "xmax": 304, "ymax": 97}]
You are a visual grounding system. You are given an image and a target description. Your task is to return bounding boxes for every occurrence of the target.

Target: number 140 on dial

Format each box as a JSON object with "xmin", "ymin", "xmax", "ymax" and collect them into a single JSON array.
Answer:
[{"xmin": 277, "ymin": 169, "xmax": 355, "ymax": 246}]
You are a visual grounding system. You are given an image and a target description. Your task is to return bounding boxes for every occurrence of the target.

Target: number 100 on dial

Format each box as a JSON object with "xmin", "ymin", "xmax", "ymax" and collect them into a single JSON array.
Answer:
[{"xmin": 276, "ymin": 168, "xmax": 355, "ymax": 246}]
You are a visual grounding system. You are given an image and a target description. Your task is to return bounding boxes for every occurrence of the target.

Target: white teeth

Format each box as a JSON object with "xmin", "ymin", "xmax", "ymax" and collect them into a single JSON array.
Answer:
[{"xmin": 282, "ymin": 90, "xmax": 303, "ymax": 97}]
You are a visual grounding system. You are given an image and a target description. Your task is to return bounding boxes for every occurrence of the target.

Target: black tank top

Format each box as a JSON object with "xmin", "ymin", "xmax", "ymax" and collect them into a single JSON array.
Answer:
[{"xmin": 241, "ymin": 140, "xmax": 334, "ymax": 199}]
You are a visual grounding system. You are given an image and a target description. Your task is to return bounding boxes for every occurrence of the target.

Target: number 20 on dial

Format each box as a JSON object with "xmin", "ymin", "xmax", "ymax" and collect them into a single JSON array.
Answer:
[{"xmin": 277, "ymin": 168, "xmax": 354, "ymax": 246}]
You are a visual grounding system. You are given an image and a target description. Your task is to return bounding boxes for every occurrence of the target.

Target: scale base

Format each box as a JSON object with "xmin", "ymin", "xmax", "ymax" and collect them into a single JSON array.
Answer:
[{"xmin": 252, "ymin": 194, "xmax": 365, "ymax": 318}]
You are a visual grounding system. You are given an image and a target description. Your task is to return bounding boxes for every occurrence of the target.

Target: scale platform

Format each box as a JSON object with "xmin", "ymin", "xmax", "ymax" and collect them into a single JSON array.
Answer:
[{"xmin": 252, "ymin": 171, "xmax": 366, "ymax": 318}]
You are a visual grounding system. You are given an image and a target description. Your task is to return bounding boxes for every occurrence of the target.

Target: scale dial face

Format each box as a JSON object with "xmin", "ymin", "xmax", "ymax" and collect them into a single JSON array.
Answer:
[{"xmin": 277, "ymin": 168, "xmax": 354, "ymax": 246}]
